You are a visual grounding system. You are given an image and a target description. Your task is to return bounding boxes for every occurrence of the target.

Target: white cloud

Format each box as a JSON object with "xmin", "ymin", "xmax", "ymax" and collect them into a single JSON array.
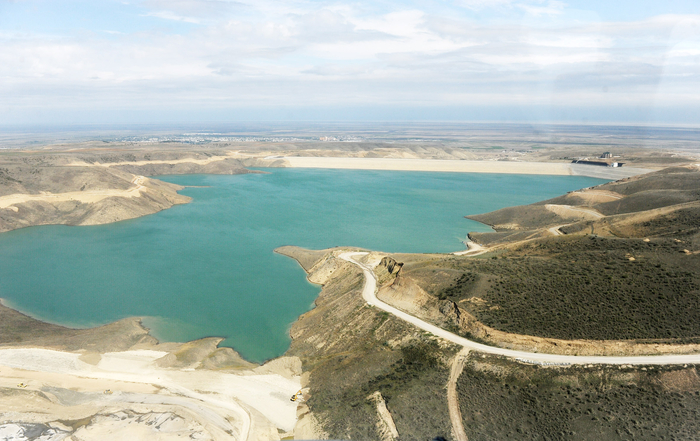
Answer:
[
  {"xmin": 455, "ymin": 0, "xmax": 565, "ymax": 16},
  {"xmin": 454, "ymin": 0, "xmax": 516, "ymax": 12},
  {"xmin": 142, "ymin": 10, "xmax": 202, "ymax": 24},
  {"xmin": 142, "ymin": 0, "xmax": 242, "ymax": 18},
  {"xmin": 517, "ymin": 0, "xmax": 565, "ymax": 17},
  {"xmin": 0, "ymin": 1, "xmax": 699, "ymax": 122}
]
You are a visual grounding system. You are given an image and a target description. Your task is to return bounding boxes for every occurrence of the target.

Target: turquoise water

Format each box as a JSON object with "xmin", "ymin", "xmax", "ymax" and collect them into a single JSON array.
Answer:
[{"xmin": 0, "ymin": 169, "xmax": 605, "ymax": 362}]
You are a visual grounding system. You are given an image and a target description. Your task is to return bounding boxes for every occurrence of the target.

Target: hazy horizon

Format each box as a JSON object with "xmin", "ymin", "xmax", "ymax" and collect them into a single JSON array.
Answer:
[{"xmin": 0, "ymin": 121, "xmax": 698, "ymax": 148}]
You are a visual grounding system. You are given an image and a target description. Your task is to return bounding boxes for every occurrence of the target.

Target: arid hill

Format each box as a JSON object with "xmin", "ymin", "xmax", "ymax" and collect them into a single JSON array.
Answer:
[
  {"xmin": 0, "ymin": 149, "xmax": 259, "ymax": 232},
  {"xmin": 279, "ymin": 243, "xmax": 700, "ymax": 440},
  {"xmin": 273, "ymin": 164, "xmax": 700, "ymax": 439},
  {"xmin": 467, "ymin": 164, "xmax": 700, "ymax": 246}
]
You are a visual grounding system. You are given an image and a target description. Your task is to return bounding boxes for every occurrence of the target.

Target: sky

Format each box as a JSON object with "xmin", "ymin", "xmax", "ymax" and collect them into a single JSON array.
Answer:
[{"xmin": 0, "ymin": 0, "xmax": 699, "ymax": 125}]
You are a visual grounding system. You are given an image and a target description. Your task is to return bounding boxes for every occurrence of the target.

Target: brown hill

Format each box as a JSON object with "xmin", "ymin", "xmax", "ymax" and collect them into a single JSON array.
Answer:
[
  {"xmin": 0, "ymin": 150, "xmax": 254, "ymax": 232},
  {"xmin": 467, "ymin": 164, "xmax": 700, "ymax": 246}
]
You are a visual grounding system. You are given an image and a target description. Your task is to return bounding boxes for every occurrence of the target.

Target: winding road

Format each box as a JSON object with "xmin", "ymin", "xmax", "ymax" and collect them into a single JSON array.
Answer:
[{"xmin": 340, "ymin": 252, "xmax": 700, "ymax": 366}]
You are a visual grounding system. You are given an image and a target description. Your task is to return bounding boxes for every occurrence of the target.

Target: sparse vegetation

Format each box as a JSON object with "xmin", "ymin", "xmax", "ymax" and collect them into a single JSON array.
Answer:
[
  {"xmin": 458, "ymin": 356, "xmax": 700, "ymax": 440},
  {"xmin": 404, "ymin": 234, "xmax": 700, "ymax": 341},
  {"xmin": 285, "ymin": 252, "xmax": 455, "ymax": 440},
  {"xmin": 469, "ymin": 167, "xmax": 700, "ymax": 234},
  {"xmin": 437, "ymin": 271, "xmax": 478, "ymax": 300},
  {"xmin": 473, "ymin": 241, "xmax": 699, "ymax": 341},
  {"xmin": 309, "ymin": 340, "xmax": 452, "ymax": 441},
  {"xmin": 291, "ymin": 163, "xmax": 700, "ymax": 439}
]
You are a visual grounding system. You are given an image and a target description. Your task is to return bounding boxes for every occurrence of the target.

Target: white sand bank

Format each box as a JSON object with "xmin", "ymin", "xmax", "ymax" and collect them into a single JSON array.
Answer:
[
  {"xmin": 284, "ymin": 156, "xmax": 572, "ymax": 174},
  {"xmin": 0, "ymin": 348, "xmax": 301, "ymax": 440},
  {"xmin": 282, "ymin": 156, "xmax": 652, "ymax": 179}
]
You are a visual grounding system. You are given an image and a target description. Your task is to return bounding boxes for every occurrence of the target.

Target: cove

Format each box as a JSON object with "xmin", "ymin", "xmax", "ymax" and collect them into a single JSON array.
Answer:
[{"xmin": 0, "ymin": 168, "xmax": 606, "ymax": 363}]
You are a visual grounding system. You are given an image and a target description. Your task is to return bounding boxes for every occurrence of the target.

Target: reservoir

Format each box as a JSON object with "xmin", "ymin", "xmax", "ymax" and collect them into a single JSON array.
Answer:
[{"xmin": 0, "ymin": 169, "xmax": 605, "ymax": 362}]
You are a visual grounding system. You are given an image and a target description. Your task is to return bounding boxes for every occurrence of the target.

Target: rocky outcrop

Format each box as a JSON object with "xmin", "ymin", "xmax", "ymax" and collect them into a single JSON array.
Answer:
[
  {"xmin": 377, "ymin": 273, "xmax": 447, "ymax": 326},
  {"xmin": 375, "ymin": 256, "xmax": 403, "ymax": 286},
  {"xmin": 305, "ymin": 253, "xmax": 345, "ymax": 285},
  {"xmin": 279, "ymin": 248, "xmax": 447, "ymax": 440},
  {"xmin": 366, "ymin": 391, "xmax": 399, "ymax": 441},
  {"xmin": 379, "ymin": 257, "xmax": 403, "ymax": 275},
  {"xmin": 154, "ymin": 337, "xmax": 257, "ymax": 370},
  {"xmin": 377, "ymin": 271, "xmax": 489, "ymax": 339}
]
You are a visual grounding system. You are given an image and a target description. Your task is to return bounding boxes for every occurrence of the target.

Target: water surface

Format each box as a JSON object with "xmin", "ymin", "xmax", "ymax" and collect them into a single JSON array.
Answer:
[{"xmin": 0, "ymin": 169, "xmax": 605, "ymax": 362}]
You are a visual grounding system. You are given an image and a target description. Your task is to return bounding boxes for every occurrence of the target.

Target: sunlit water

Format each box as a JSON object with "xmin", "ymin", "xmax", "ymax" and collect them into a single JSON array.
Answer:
[{"xmin": 0, "ymin": 169, "xmax": 605, "ymax": 362}]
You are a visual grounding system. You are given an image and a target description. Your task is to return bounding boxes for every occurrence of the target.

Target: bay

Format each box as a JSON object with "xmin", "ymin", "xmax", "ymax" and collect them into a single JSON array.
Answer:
[{"xmin": 0, "ymin": 168, "xmax": 605, "ymax": 362}]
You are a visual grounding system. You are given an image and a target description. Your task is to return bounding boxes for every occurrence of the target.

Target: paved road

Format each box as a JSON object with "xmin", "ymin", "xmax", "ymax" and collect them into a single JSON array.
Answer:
[{"xmin": 340, "ymin": 252, "xmax": 700, "ymax": 366}]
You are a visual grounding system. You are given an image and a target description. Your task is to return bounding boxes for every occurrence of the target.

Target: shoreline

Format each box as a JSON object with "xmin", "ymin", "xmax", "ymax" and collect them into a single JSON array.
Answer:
[
  {"xmin": 0, "ymin": 159, "xmax": 673, "ymax": 358},
  {"xmin": 0, "ymin": 161, "xmax": 657, "ymax": 355},
  {"xmin": 278, "ymin": 156, "xmax": 653, "ymax": 179},
  {"xmin": 0, "ymin": 155, "xmax": 693, "ymax": 439},
  {"xmin": 0, "ymin": 297, "xmax": 301, "ymax": 440}
]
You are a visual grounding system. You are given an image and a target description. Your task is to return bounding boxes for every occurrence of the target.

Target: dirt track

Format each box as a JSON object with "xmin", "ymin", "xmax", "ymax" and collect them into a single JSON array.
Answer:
[
  {"xmin": 447, "ymin": 348, "xmax": 470, "ymax": 441},
  {"xmin": 341, "ymin": 252, "xmax": 700, "ymax": 366}
]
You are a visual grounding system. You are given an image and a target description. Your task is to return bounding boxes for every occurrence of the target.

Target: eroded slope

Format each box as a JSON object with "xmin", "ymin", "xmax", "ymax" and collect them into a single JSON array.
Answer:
[
  {"xmin": 0, "ymin": 149, "xmax": 256, "ymax": 232},
  {"xmin": 277, "ymin": 247, "xmax": 456, "ymax": 441}
]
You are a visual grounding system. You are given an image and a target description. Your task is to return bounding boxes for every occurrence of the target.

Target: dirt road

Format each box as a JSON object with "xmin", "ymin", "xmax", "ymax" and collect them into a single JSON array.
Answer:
[
  {"xmin": 447, "ymin": 348, "xmax": 470, "ymax": 441},
  {"xmin": 340, "ymin": 252, "xmax": 700, "ymax": 366}
]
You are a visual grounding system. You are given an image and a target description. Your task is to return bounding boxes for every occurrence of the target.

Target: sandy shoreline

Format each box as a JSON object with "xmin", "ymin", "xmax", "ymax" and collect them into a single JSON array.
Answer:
[
  {"xmin": 0, "ymin": 294, "xmax": 304, "ymax": 440},
  {"xmin": 280, "ymin": 156, "xmax": 653, "ymax": 179}
]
